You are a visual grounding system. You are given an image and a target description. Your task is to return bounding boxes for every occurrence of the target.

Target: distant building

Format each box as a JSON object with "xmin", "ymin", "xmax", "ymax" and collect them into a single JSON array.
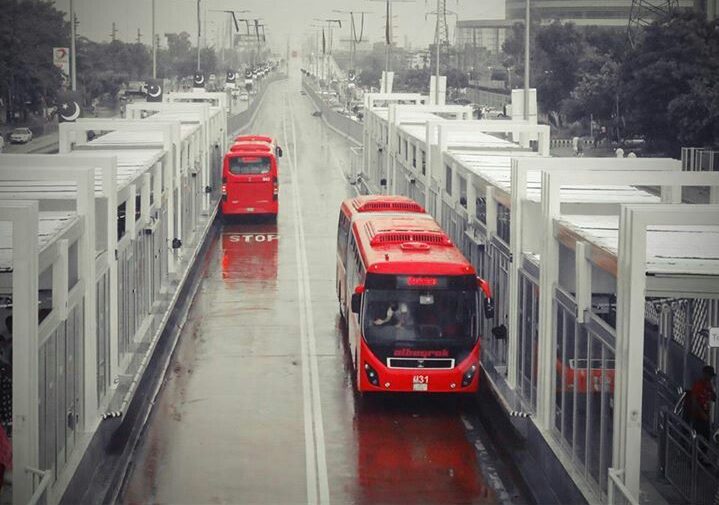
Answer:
[
  {"xmin": 505, "ymin": 0, "xmax": 696, "ymax": 26},
  {"xmin": 407, "ymin": 50, "xmax": 430, "ymax": 69},
  {"xmin": 698, "ymin": 0, "xmax": 719, "ymax": 20},
  {"xmin": 455, "ymin": 20, "xmax": 514, "ymax": 56}
]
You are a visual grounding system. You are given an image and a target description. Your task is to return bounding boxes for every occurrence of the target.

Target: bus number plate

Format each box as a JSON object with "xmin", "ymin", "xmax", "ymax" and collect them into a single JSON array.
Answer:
[{"xmin": 413, "ymin": 375, "xmax": 429, "ymax": 391}]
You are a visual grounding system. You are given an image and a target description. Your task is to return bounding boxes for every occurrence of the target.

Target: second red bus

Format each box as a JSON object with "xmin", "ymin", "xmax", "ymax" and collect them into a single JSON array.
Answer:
[{"xmin": 337, "ymin": 198, "xmax": 494, "ymax": 394}]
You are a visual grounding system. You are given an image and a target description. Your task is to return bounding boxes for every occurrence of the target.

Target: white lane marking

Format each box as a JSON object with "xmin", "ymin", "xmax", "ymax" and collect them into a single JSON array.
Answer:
[
  {"xmin": 283, "ymin": 88, "xmax": 331, "ymax": 505},
  {"xmin": 289, "ymin": 95, "xmax": 331, "ymax": 505},
  {"xmin": 283, "ymin": 93, "xmax": 318, "ymax": 505},
  {"xmin": 461, "ymin": 414, "xmax": 514, "ymax": 504}
]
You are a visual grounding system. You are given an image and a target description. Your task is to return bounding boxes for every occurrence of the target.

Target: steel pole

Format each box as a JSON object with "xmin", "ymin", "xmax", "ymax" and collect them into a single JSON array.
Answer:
[
  {"xmin": 434, "ymin": 0, "xmax": 440, "ymax": 105},
  {"xmin": 197, "ymin": 0, "xmax": 201, "ymax": 71},
  {"xmin": 70, "ymin": 0, "xmax": 77, "ymax": 91},
  {"xmin": 152, "ymin": 0, "xmax": 157, "ymax": 78},
  {"xmin": 524, "ymin": 0, "xmax": 530, "ymax": 121}
]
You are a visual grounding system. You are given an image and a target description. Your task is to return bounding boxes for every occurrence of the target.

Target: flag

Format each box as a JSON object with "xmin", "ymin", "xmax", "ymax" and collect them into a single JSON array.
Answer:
[
  {"xmin": 146, "ymin": 79, "xmax": 163, "ymax": 102},
  {"xmin": 57, "ymin": 91, "xmax": 83, "ymax": 122}
]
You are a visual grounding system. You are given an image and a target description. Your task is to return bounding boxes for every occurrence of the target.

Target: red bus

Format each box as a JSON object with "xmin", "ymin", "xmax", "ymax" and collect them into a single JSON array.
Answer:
[
  {"xmin": 234, "ymin": 135, "xmax": 283, "ymax": 158},
  {"xmin": 221, "ymin": 139, "xmax": 281, "ymax": 219},
  {"xmin": 338, "ymin": 207, "xmax": 494, "ymax": 393},
  {"xmin": 337, "ymin": 195, "xmax": 427, "ymax": 317}
]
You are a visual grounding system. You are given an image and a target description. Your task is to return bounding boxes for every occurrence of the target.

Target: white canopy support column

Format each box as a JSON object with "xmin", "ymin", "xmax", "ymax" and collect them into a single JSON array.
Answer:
[
  {"xmin": 59, "ymin": 119, "xmax": 180, "ymax": 274},
  {"xmin": 0, "ymin": 159, "xmax": 101, "ymax": 425},
  {"xmin": 2, "ymin": 201, "xmax": 39, "ymax": 505},
  {"xmin": 539, "ymin": 169, "xmax": 719, "ymax": 501},
  {"xmin": 510, "ymin": 157, "xmax": 685, "ymax": 397},
  {"xmin": 614, "ymin": 203, "xmax": 719, "ymax": 502}
]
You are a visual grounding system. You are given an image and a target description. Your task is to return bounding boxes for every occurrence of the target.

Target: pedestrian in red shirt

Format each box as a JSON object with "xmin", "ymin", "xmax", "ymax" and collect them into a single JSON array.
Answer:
[{"xmin": 689, "ymin": 365, "xmax": 717, "ymax": 440}]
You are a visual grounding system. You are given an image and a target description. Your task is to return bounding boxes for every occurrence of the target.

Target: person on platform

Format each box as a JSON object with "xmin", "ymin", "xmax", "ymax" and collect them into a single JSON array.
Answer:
[{"xmin": 689, "ymin": 365, "xmax": 717, "ymax": 439}]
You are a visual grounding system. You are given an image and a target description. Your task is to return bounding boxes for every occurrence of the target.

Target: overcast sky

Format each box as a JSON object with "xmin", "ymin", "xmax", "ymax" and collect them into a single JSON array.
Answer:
[{"xmin": 53, "ymin": 0, "xmax": 505, "ymax": 53}]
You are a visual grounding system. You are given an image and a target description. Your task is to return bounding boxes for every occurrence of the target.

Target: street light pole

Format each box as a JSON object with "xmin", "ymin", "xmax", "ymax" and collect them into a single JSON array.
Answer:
[
  {"xmin": 524, "ymin": 0, "xmax": 530, "ymax": 121},
  {"xmin": 434, "ymin": 9, "xmax": 440, "ymax": 104},
  {"xmin": 152, "ymin": 0, "xmax": 156, "ymax": 78},
  {"xmin": 70, "ymin": 0, "xmax": 77, "ymax": 90},
  {"xmin": 197, "ymin": 0, "xmax": 202, "ymax": 71}
]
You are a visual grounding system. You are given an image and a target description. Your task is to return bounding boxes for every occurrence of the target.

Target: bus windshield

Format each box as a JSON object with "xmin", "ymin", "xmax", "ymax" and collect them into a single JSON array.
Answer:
[
  {"xmin": 229, "ymin": 156, "xmax": 271, "ymax": 175},
  {"xmin": 362, "ymin": 288, "xmax": 477, "ymax": 348}
]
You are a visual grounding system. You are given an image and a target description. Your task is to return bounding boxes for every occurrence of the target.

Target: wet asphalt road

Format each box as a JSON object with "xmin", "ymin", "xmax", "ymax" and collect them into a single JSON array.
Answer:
[{"xmin": 120, "ymin": 62, "xmax": 522, "ymax": 505}]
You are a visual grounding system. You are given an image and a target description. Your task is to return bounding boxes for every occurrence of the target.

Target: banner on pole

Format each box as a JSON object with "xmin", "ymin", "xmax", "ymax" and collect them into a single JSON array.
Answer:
[{"xmin": 53, "ymin": 47, "xmax": 70, "ymax": 80}]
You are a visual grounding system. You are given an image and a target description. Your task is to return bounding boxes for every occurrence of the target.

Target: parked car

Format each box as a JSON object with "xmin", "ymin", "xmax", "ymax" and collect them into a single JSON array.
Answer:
[
  {"xmin": 9, "ymin": 127, "xmax": 33, "ymax": 144},
  {"xmin": 239, "ymin": 92, "xmax": 249, "ymax": 101}
]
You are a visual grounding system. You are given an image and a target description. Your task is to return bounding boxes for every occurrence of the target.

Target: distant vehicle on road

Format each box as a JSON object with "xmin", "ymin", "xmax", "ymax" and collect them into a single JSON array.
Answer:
[
  {"xmin": 124, "ymin": 81, "xmax": 147, "ymax": 97},
  {"xmin": 9, "ymin": 127, "xmax": 33, "ymax": 144},
  {"xmin": 239, "ymin": 92, "xmax": 249, "ymax": 102}
]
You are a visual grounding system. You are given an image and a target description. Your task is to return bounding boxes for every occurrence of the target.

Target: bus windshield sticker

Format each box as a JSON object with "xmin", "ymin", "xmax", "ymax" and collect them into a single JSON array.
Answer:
[{"xmin": 419, "ymin": 294, "xmax": 434, "ymax": 305}]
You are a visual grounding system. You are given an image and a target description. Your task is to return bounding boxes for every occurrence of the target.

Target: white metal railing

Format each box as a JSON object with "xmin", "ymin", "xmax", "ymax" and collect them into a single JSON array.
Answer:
[
  {"xmin": 26, "ymin": 466, "xmax": 52, "ymax": 505},
  {"xmin": 682, "ymin": 147, "xmax": 719, "ymax": 171},
  {"xmin": 608, "ymin": 468, "xmax": 640, "ymax": 505},
  {"xmin": 658, "ymin": 409, "xmax": 719, "ymax": 504},
  {"xmin": 349, "ymin": 146, "xmax": 363, "ymax": 183}
]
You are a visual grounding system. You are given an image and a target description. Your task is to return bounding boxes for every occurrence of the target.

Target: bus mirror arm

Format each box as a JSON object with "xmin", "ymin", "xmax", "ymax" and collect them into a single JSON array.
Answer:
[
  {"xmin": 476, "ymin": 277, "xmax": 494, "ymax": 319},
  {"xmin": 351, "ymin": 284, "xmax": 365, "ymax": 314}
]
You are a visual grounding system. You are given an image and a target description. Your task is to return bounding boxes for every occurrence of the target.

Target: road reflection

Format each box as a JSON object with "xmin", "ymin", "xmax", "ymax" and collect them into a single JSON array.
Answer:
[
  {"xmin": 354, "ymin": 394, "xmax": 495, "ymax": 505},
  {"xmin": 221, "ymin": 220, "xmax": 279, "ymax": 284}
]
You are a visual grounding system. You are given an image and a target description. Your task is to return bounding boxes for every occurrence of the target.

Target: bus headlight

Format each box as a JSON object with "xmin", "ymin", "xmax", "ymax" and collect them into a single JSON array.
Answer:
[
  {"xmin": 461, "ymin": 364, "xmax": 478, "ymax": 387},
  {"xmin": 364, "ymin": 363, "xmax": 379, "ymax": 386}
]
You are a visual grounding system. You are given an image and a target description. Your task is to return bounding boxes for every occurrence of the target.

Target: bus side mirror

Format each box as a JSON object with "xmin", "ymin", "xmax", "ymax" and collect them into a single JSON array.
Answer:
[
  {"xmin": 483, "ymin": 298, "xmax": 495, "ymax": 320},
  {"xmin": 351, "ymin": 293, "xmax": 362, "ymax": 314},
  {"xmin": 276, "ymin": 146, "xmax": 283, "ymax": 158},
  {"xmin": 476, "ymin": 277, "xmax": 494, "ymax": 319}
]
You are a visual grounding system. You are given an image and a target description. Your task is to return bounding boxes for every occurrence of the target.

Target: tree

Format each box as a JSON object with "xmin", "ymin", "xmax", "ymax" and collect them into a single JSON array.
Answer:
[
  {"xmin": 620, "ymin": 11, "xmax": 719, "ymax": 153},
  {"xmin": 563, "ymin": 58, "xmax": 620, "ymax": 124},
  {"xmin": 0, "ymin": 0, "xmax": 68, "ymax": 123},
  {"xmin": 157, "ymin": 32, "xmax": 219, "ymax": 79},
  {"xmin": 533, "ymin": 21, "xmax": 585, "ymax": 113}
]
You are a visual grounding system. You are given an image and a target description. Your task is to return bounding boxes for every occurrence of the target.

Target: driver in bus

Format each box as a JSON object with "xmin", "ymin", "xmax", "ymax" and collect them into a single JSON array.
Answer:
[
  {"xmin": 373, "ymin": 302, "xmax": 399, "ymax": 326},
  {"xmin": 395, "ymin": 303, "xmax": 413, "ymax": 328}
]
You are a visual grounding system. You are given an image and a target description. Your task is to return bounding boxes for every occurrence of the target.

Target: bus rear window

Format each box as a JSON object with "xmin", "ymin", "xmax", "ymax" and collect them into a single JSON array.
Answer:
[{"xmin": 229, "ymin": 156, "xmax": 271, "ymax": 175}]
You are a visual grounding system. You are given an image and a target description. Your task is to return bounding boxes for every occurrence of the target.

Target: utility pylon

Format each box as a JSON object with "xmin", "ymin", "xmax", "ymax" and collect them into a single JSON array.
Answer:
[
  {"xmin": 333, "ymin": 9, "xmax": 371, "ymax": 73},
  {"xmin": 426, "ymin": 0, "xmax": 456, "ymax": 103},
  {"xmin": 110, "ymin": 22, "xmax": 117, "ymax": 42},
  {"xmin": 136, "ymin": 28, "xmax": 142, "ymax": 43},
  {"xmin": 627, "ymin": 0, "xmax": 678, "ymax": 48},
  {"xmin": 426, "ymin": 0, "xmax": 455, "ymax": 74},
  {"xmin": 368, "ymin": 0, "xmax": 413, "ymax": 74}
]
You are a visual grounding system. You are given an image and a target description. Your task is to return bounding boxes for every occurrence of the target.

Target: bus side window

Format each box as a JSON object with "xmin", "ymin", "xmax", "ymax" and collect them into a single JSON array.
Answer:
[{"xmin": 337, "ymin": 213, "xmax": 349, "ymax": 260}]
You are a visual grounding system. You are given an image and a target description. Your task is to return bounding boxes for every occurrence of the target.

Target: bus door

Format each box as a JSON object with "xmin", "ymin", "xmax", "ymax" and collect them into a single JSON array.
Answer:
[{"xmin": 223, "ymin": 152, "xmax": 277, "ymax": 214}]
